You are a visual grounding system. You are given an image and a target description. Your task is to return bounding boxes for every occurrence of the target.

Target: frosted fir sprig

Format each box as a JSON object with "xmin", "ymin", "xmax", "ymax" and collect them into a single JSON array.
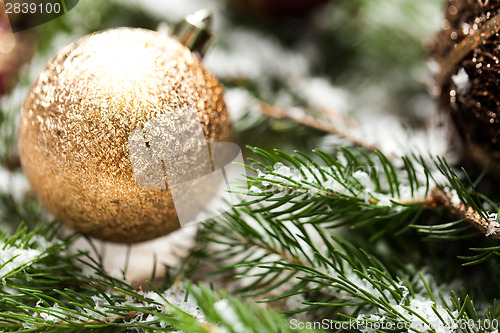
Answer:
[
  {"xmin": 244, "ymin": 147, "xmax": 433, "ymax": 205},
  {"xmin": 0, "ymin": 223, "xmax": 65, "ymax": 282},
  {"xmin": 0, "ymin": 240, "xmax": 46, "ymax": 281},
  {"xmin": 203, "ymin": 206, "xmax": 497, "ymax": 333},
  {"xmin": 330, "ymin": 267, "xmax": 462, "ymax": 333},
  {"xmin": 21, "ymin": 284, "xmax": 205, "ymax": 329},
  {"xmin": 240, "ymin": 147, "xmax": 499, "ymax": 243},
  {"xmin": 0, "ymin": 221, "xmax": 317, "ymax": 332},
  {"xmin": 250, "ymin": 161, "xmax": 428, "ymax": 207},
  {"xmin": 11, "ymin": 282, "xmax": 316, "ymax": 332}
]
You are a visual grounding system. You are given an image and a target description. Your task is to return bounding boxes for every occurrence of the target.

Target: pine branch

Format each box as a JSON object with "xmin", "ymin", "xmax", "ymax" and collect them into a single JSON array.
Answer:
[
  {"xmin": 0, "ymin": 221, "xmax": 320, "ymax": 332},
  {"xmin": 202, "ymin": 204, "xmax": 498, "ymax": 333},
  {"xmin": 238, "ymin": 146, "xmax": 499, "ymax": 245}
]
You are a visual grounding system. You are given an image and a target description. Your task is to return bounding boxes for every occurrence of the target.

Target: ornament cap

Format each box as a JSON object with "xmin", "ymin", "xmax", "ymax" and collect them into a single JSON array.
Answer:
[{"xmin": 171, "ymin": 9, "xmax": 216, "ymax": 58}]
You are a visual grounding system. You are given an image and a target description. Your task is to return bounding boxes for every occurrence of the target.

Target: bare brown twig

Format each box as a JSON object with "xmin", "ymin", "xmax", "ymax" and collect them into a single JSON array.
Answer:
[
  {"xmin": 429, "ymin": 186, "xmax": 500, "ymax": 239},
  {"xmin": 259, "ymin": 102, "xmax": 380, "ymax": 153}
]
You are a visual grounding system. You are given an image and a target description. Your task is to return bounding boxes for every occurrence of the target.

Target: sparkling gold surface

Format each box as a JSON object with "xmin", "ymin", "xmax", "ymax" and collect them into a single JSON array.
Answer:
[{"xmin": 18, "ymin": 28, "xmax": 231, "ymax": 243}]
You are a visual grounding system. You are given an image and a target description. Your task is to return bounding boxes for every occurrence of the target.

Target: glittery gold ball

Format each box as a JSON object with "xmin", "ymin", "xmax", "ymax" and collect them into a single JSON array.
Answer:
[{"xmin": 19, "ymin": 28, "xmax": 231, "ymax": 243}]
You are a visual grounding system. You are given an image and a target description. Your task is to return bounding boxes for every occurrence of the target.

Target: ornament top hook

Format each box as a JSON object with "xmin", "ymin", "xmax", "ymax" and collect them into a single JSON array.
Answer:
[{"xmin": 171, "ymin": 9, "xmax": 216, "ymax": 58}]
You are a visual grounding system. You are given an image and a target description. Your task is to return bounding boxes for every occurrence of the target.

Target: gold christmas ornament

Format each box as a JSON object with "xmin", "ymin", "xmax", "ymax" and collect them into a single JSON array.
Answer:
[{"xmin": 19, "ymin": 13, "xmax": 232, "ymax": 243}]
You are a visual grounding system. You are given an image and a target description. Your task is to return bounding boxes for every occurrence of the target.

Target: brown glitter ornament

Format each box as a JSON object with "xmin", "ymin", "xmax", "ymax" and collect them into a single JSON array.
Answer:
[
  {"xmin": 433, "ymin": 0, "xmax": 500, "ymax": 168},
  {"xmin": 18, "ymin": 21, "xmax": 232, "ymax": 242}
]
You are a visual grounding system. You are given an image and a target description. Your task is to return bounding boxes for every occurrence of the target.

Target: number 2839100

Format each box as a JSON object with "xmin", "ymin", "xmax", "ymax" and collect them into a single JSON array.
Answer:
[{"xmin": 5, "ymin": 2, "xmax": 61, "ymax": 14}]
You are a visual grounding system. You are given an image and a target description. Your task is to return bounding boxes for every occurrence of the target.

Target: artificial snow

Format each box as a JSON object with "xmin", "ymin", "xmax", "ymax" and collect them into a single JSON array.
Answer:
[
  {"xmin": 0, "ymin": 242, "xmax": 43, "ymax": 280},
  {"xmin": 21, "ymin": 322, "xmax": 36, "ymax": 329},
  {"xmin": 449, "ymin": 189, "xmax": 462, "ymax": 206},
  {"xmin": 349, "ymin": 273, "xmax": 459, "ymax": 333},
  {"xmin": 0, "ymin": 168, "xmax": 30, "ymax": 201},
  {"xmin": 285, "ymin": 294, "xmax": 306, "ymax": 312},
  {"xmin": 298, "ymin": 78, "xmax": 350, "ymax": 114},
  {"xmin": 486, "ymin": 213, "xmax": 500, "ymax": 237},
  {"xmin": 353, "ymin": 171, "xmax": 374, "ymax": 192},
  {"xmin": 214, "ymin": 299, "xmax": 246, "ymax": 333},
  {"xmin": 31, "ymin": 283, "xmax": 207, "ymax": 326},
  {"xmin": 249, "ymin": 186, "xmax": 262, "ymax": 194},
  {"xmin": 224, "ymin": 88, "xmax": 262, "ymax": 123},
  {"xmin": 154, "ymin": 287, "xmax": 205, "ymax": 321},
  {"xmin": 81, "ymin": 295, "xmax": 113, "ymax": 322},
  {"xmin": 273, "ymin": 163, "xmax": 293, "ymax": 179},
  {"xmin": 325, "ymin": 253, "xmax": 463, "ymax": 333},
  {"xmin": 38, "ymin": 303, "xmax": 63, "ymax": 323},
  {"xmin": 329, "ymin": 267, "xmax": 404, "ymax": 306},
  {"xmin": 393, "ymin": 297, "xmax": 459, "ymax": 333},
  {"xmin": 452, "ymin": 68, "xmax": 470, "ymax": 92},
  {"xmin": 488, "ymin": 213, "xmax": 498, "ymax": 222},
  {"xmin": 117, "ymin": 286, "xmax": 206, "ymax": 325},
  {"xmin": 356, "ymin": 314, "xmax": 384, "ymax": 333}
]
